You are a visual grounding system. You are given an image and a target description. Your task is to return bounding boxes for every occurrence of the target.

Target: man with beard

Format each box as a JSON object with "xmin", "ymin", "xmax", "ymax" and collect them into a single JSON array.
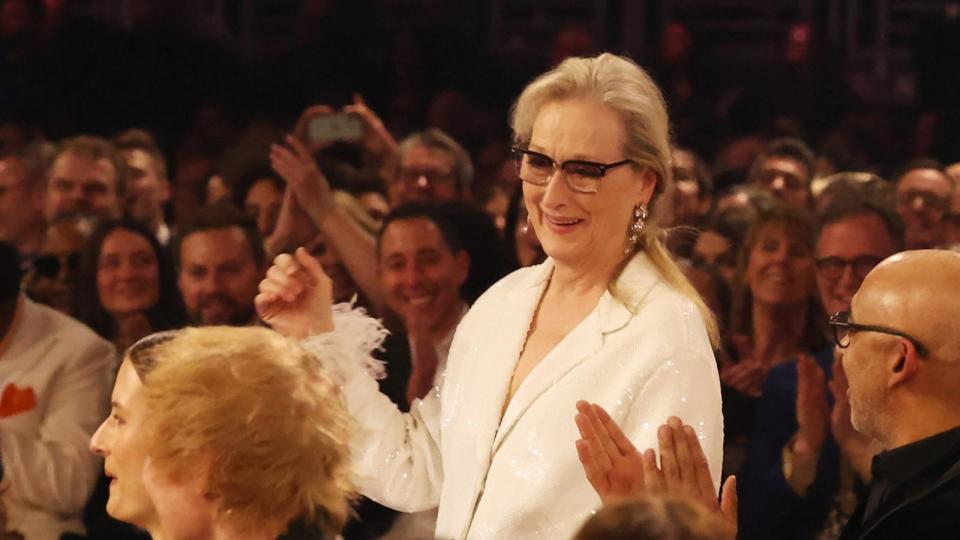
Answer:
[{"xmin": 175, "ymin": 202, "xmax": 264, "ymax": 326}]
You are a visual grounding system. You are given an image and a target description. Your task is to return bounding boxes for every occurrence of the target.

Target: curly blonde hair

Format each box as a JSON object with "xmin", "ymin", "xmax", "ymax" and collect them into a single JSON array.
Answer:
[{"xmin": 137, "ymin": 326, "xmax": 354, "ymax": 536}]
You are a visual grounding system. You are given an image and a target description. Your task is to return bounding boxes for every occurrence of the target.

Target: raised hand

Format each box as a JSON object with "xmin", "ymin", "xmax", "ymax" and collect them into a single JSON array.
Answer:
[
  {"xmin": 256, "ymin": 248, "xmax": 334, "ymax": 339},
  {"xmin": 574, "ymin": 402, "xmax": 737, "ymax": 537},
  {"xmin": 292, "ymin": 104, "xmax": 337, "ymax": 154},
  {"xmin": 269, "ymin": 135, "xmax": 334, "ymax": 226},
  {"xmin": 787, "ymin": 354, "xmax": 830, "ymax": 493},
  {"xmin": 720, "ymin": 359, "xmax": 767, "ymax": 397},
  {"xmin": 343, "ymin": 93, "xmax": 398, "ymax": 159}
]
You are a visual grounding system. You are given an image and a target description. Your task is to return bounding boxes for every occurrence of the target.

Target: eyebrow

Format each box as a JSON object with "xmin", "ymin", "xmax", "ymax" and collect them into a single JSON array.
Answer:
[{"xmin": 524, "ymin": 144, "xmax": 609, "ymax": 163}]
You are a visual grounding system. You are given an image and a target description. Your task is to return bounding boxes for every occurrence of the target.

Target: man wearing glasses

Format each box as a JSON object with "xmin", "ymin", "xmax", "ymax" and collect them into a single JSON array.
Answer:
[
  {"xmin": 830, "ymin": 249, "xmax": 960, "ymax": 539},
  {"xmin": 740, "ymin": 188, "xmax": 902, "ymax": 540}
]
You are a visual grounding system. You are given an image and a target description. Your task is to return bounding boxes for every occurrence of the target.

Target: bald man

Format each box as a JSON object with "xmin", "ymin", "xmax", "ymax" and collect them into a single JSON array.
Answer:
[{"xmin": 833, "ymin": 250, "xmax": 960, "ymax": 540}]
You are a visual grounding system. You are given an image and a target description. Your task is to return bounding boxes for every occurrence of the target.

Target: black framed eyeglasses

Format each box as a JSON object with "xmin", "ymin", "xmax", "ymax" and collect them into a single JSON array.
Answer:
[
  {"xmin": 828, "ymin": 311, "xmax": 929, "ymax": 357},
  {"xmin": 510, "ymin": 146, "xmax": 635, "ymax": 194},
  {"xmin": 815, "ymin": 255, "xmax": 884, "ymax": 281}
]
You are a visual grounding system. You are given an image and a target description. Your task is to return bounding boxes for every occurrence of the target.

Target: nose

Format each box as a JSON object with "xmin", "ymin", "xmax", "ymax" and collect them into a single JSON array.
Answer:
[
  {"xmin": 912, "ymin": 194, "xmax": 926, "ymax": 211},
  {"xmin": 90, "ymin": 420, "xmax": 108, "ymax": 456},
  {"xmin": 415, "ymin": 175, "xmax": 430, "ymax": 190},
  {"xmin": 770, "ymin": 175, "xmax": 786, "ymax": 192},
  {"xmin": 539, "ymin": 167, "xmax": 573, "ymax": 207}
]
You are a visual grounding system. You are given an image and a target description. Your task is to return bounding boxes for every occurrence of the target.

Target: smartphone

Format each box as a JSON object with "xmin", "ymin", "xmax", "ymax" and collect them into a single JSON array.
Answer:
[{"xmin": 308, "ymin": 113, "xmax": 364, "ymax": 143}]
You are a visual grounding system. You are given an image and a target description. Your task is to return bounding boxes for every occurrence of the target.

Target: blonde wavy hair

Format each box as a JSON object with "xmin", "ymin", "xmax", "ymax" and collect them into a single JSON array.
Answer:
[
  {"xmin": 132, "ymin": 326, "xmax": 354, "ymax": 536},
  {"xmin": 510, "ymin": 53, "xmax": 719, "ymax": 346}
]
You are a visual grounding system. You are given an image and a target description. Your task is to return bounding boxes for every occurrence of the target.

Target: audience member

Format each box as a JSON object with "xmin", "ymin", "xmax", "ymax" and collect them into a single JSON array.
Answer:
[
  {"xmin": 234, "ymin": 166, "xmax": 284, "ymax": 239},
  {"xmin": 671, "ymin": 146, "xmax": 714, "ymax": 227},
  {"xmin": 45, "ymin": 136, "xmax": 126, "ymax": 223},
  {"xmin": 0, "ymin": 241, "xmax": 114, "ymax": 540},
  {"xmin": 892, "ymin": 159, "xmax": 953, "ymax": 249},
  {"xmin": 722, "ymin": 204, "xmax": 826, "ymax": 475},
  {"xmin": 748, "ymin": 138, "xmax": 816, "ymax": 209},
  {"xmin": 74, "ymin": 217, "xmax": 186, "ymax": 353},
  {"xmin": 573, "ymin": 495, "xmax": 732, "ymax": 540},
  {"xmin": 389, "ymin": 129, "xmax": 474, "ymax": 206},
  {"xmin": 740, "ymin": 187, "xmax": 902, "ymax": 539},
  {"xmin": 831, "ymin": 250, "xmax": 960, "ymax": 539},
  {"xmin": 175, "ymin": 202, "xmax": 264, "ymax": 326},
  {"xmin": 112, "ymin": 130, "xmax": 172, "ymax": 246},
  {"xmin": 947, "ymin": 183, "xmax": 960, "ymax": 249},
  {"xmin": 690, "ymin": 206, "xmax": 752, "ymax": 285},
  {"xmin": 725, "ymin": 204, "xmax": 825, "ymax": 396},
  {"xmin": 22, "ymin": 215, "xmax": 92, "ymax": 316},
  {"xmin": 90, "ymin": 327, "xmax": 353, "ymax": 540},
  {"xmin": 376, "ymin": 203, "xmax": 469, "ymax": 407},
  {"xmin": 0, "ymin": 144, "xmax": 47, "ymax": 262}
]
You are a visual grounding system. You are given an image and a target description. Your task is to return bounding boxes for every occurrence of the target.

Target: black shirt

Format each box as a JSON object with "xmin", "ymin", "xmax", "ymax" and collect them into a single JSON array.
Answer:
[{"xmin": 840, "ymin": 425, "xmax": 960, "ymax": 540}]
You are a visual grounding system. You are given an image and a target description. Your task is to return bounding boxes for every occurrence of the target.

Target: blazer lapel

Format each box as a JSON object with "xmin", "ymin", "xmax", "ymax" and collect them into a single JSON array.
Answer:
[{"xmin": 489, "ymin": 255, "xmax": 661, "ymax": 453}]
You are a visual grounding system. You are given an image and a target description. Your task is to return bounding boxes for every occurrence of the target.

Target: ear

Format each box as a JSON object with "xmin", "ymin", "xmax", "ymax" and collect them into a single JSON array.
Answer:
[
  {"xmin": 634, "ymin": 168, "xmax": 658, "ymax": 204},
  {"xmin": 888, "ymin": 338, "xmax": 921, "ymax": 388},
  {"xmin": 453, "ymin": 250, "xmax": 470, "ymax": 288}
]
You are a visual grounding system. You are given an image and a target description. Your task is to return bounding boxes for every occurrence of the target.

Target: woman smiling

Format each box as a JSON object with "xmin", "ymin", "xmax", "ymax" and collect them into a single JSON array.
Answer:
[{"xmin": 258, "ymin": 53, "xmax": 724, "ymax": 539}]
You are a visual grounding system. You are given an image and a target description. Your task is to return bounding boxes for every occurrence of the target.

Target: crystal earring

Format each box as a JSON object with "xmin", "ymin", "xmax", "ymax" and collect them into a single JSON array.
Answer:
[
  {"xmin": 519, "ymin": 215, "xmax": 531, "ymax": 235},
  {"xmin": 625, "ymin": 203, "xmax": 648, "ymax": 254}
]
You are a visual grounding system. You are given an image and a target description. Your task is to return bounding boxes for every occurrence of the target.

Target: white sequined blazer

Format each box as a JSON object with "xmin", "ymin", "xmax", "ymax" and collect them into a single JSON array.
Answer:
[{"xmin": 318, "ymin": 254, "xmax": 723, "ymax": 540}]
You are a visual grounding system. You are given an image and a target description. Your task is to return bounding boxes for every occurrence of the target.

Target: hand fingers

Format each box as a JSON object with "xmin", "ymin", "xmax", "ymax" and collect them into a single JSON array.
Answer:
[
  {"xmin": 668, "ymin": 418, "xmax": 698, "ymax": 495},
  {"xmin": 286, "ymin": 134, "xmax": 314, "ymax": 163},
  {"xmin": 720, "ymin": 476, "xmax": 739, "ymax": 529},
  {"xmin": 657, "ymin": 424, "xmax": 681, "ymax": 489},
  {"xmin": 295, "ymin": 247, "xmax": 330, "ymax": 286},
  {"xmin": 592, "ymin": 404, "xmax": 640, "ymax": 457},
  {"xmin": 642, "ymin": 448, "xmax": 664, "ymax": 491},
  {"xmin": 254, "ymin": 291, "xmax": 279, "ymax": 319},
  {"xmin": 575, "ymin": 409, "xmax": 615, "ymax": 472},
  {"xmin": 685, "ymin": 424, "xmax": 718, "ymax": 504},
  {"xmin": 575, "ymin": 439, "xmax": 610, "ymax": 502},
  {"xmin": 265, "ymin": 266, "xmax": 304, "ymax": 301}
]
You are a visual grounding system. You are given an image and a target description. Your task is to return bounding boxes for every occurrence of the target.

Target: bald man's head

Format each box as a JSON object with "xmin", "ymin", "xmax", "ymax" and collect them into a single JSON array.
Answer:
[{"xmin": 843, "ymin": 250, "xmax": 960, "ymax": 446}]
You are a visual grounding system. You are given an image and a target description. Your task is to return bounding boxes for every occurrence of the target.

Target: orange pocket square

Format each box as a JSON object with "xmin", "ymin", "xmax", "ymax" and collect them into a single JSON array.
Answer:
[{"xmin": 0, "ymin": 384, "xmax": 37, "ymax": 418}]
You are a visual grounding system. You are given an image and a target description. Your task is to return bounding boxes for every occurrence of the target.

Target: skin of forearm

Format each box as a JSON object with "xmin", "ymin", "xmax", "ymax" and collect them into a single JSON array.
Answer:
[{"xmin": 319, "ymin": 206, "xmax": 386, "ymax": 314}]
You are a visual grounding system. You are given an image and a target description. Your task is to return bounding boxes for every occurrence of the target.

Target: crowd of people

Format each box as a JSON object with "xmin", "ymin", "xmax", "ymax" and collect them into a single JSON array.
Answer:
[{"xmin": 2, "ymin": 12, "xmax": 960, "ymax": 540}]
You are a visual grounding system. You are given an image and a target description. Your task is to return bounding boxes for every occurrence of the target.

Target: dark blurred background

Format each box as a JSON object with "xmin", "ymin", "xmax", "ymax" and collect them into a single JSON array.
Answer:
[{"xmin": 2, "ymin": 0, "xmax": 959, "ymax": 181}]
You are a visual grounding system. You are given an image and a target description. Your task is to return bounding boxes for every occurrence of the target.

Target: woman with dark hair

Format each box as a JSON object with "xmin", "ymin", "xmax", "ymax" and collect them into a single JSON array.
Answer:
[
  {"xmin": 74, "ymin": 217, "xmax": 186, "ymax": 352},
  {"xmin": 720, "ymin": 203, "xmax": 826, "ymax": 475}
]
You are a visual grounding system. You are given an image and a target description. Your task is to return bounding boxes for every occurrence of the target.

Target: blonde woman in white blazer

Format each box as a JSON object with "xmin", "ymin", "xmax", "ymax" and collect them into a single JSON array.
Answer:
[{"xmin": 257, "ymin": 53, "xmax": 724, "ymax": 539}]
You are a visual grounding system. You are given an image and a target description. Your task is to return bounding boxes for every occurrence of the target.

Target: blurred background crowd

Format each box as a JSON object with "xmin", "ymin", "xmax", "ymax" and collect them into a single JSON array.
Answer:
[{"xmin": 1, "ymin": 1, "xmax": 960, "ymax": 539}]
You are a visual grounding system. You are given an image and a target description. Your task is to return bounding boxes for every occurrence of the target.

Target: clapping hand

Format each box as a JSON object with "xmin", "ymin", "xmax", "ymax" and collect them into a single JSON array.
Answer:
[
  {"xmin": 256, "ymin": 248, "xmax": 334, "ymax": 339},
  {"xmin": 574, "ymin": 402, "xmax": 737, "ymax": 537},
  {"xmin": 785, "ymin": 354, "xmax": 830, "ymax": 493}
]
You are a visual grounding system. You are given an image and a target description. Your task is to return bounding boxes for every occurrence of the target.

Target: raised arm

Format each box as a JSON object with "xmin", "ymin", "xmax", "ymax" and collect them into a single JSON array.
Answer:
[
  {"xmin": 269, "ymin": 135, "xmax": 386, "ymax": 315},
  {"xmin": 257, "ymin": 250, "xmax": 443, "ymax": 511}
]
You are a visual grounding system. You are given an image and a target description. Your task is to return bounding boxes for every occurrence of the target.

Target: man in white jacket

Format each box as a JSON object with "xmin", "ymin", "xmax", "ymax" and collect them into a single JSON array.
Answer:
[{"xmin": 0, "ymin": 242, "xmax": 115, "ymax": 540}]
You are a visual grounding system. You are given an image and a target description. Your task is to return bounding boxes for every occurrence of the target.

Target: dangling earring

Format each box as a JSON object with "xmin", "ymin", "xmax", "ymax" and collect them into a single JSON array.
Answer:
[
  {"xmin": 519, "ymin": 215, "xmax": 531, "ymax": 235},
  {"xmin": 624, "ymin": 203, "xmax": 648, "ymax": 255}
]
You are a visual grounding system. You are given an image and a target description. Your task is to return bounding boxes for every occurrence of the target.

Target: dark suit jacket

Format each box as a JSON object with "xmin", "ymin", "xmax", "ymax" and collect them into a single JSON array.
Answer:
[{"xmin": 739, "ymin": 346, "xmax": 840, "ymax": 540}]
